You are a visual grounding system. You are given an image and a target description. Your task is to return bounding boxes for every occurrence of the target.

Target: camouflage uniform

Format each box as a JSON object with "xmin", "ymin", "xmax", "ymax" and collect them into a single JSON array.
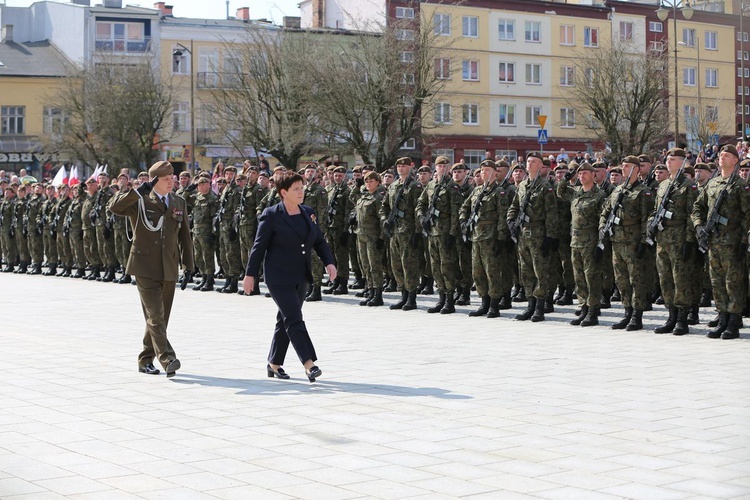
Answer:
[
  {"xmin": 218, "ymin": 181, "xmax": 242, "ymax": 279},
  {"xmin": 54, "ymin": 195, "xmax": 73, "ymax": 271},
  {"xmin": 598, "ymin": 180, "xmax": 616, "ymax": 301},
  {"xmin": 192, "ymin": 190, "xmax": 219, "ymax": 277},
  {"xmin": 93, "ymin": 187, "xmax": 118, "ymax": 271},
  {"xmin": 348, "ymin": 180, "xmax": 365, "ymax": 286},
  {"xmin": 379, "ymin": 176, "xmax": 423, "ymax": 293},
  {"xmin": 0, "ymin": 196, "xmax": 17, "ymax": 268},
  {"xmin": 304, "ymin": 181, "xmax": 328, "ymax": 288},
  {"xmin": 81, "ymin": 189, "xmax": 101, "ymax": 270},
  {"xmin": 66, "ymin": 187, "xmax": 86, "ymax": 273},
  {"xmin": 239, "ymin": 182, "xmax": 267, "ymax": 267},
  {"xmin": 112, "ymin": 197, "xmax": 131, "ymax": 272},
  {"xmin": 41, "ymin": 194, "xmax": 58, "ymax": 266},
  {"xmin": 454, "ymin": 176, "xmax": 474, "ymax": 294},
  {"xmin": 257, "ymin": 187, "xmax": 281, "ymax": 217},
  {"xmin": 326, "ymin": 180, "xmax": 353, "ymax": 283},
  {"xmin": 25, "ymin": 193, "xmax": 45, "ymax": 267},
  {"xmin": 552, "ymin": 181, "xmax": 575, "ymax": 300},
  {"xmin": 354, "ymin": 188, "xmax": 385, "ymax": 288},
  {"xmin": 14, "ymin": 196, "xmax": 30, "ymax": 267}
]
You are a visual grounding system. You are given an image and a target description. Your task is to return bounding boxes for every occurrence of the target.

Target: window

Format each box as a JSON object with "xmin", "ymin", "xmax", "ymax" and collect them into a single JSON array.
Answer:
[
  {"xmin": 584, "ymin": 68, "xmax": 596, "ymax": 87},
  {"xmin": 526, "ymin": 106, "xmax": 541, "ymax": 127},
  {"xmin": 434, "ymin": 149, "xmax": 454, "ymax": 164},
  {"xmin": 435, "ymin": 102, "xmax": 451, "ymax": 124},
  {"xmin": 498, "ymin": 62, "xmax": 515, "ymax": 83},
  {"xmin": 401, "ymin": 73, "xmax": 415, "ymax": 85},
  {"xmin": 1, "ymin": 106, "xmax": 24, "ymax": 135},
  {"xmin": 396, "ymin": 29, "xmax": 415, "ymax": 41},
  {"xmin": 525, "ymin": 63, "xmax": 541, "ymax": 85},
  {"xmin": 198, "ymin": 47, "xmax": 219, "ymax": 88},
  {"xmin": 746, "ymin": 51, "xmax": 750, "ymax": 61},
  {"xmin": 746, "ymin": 68, "xmax": 750, "ymax": 78},
  {"xmin": 498, "ymin": 19, "xmax": 515, "ymax": 41},
  {"xmin": 463, "ymin": 150, "xmax": 485, "ymax": 170},
  {"xmin": 684, "ymin": 104, "xmax": 697, "ymax": 118},
  {"xmin": 705, "ymin": 31, "xmax": 717, "ymax": 50},
  {"xmin": 498, "ymin": 104, "xmax": 516, "ymax": 126},
  {"xmin": 705, "ymin": 68, "xmax": 718, "ymax": 88},
  {"xmin": 435, "ymin": 58, "xmax": 451, "ymax": 79},
  {"xmin": 172, "ymin": 46, "xmax": 190, "ymax": 74},
  {"xmin": 649, "ymin": 21, "xmax": 663, "ymax": 33},
  {"xmin": 42, "ymin": 107, "xmax": 67, "ymax": 136},
  {"xmin": 682, "ymin": 28, "xmax": 696, "ymax": 47},
  {"xmin": 740, "ymin": 86, "xmax": 745, "ymax": 96},
  {"xmin": 560, "ymin": 25, "xmax": 575, "ymax": 46},
  {"xmin": 95, "ymin": 21, "xmax": 148, "ymax": 53},
  {"xmin": 619, "ymin": 21, "xmax": 633, "ymax": 41},
  {"xmin": 434, "ymin": 13, "xmax": 451, "ymax": 36},
  {"xmin": 683, "ymin": 67, "xmax": 696, "ymax": 86},
  {"xmin": 560, "ymin": 66, "xmax": 575, "ymax": 86},
  {"xmin": 525, "ymin": 21, "xmax": 541, "ymax": 43},
  {"xmin": 649, "ymin": 40, "xmax": 664, "ymax": 52},
  {"xmin": 584, "ymin": 27, "xmax": 598, "ymax": 47},
  {"xmin": 402, "ymin": 138, "xmax": 416, "ymax": 149},
  {"xmin": 560, "ymin": 108, "xmax": 575, "ymax": 128},
  {"xmin": 462, "ymin": 16, "xmax": 478, "ymax": 37},
  {"xmin": 745, "ymin": 32, "xmax": 749, "ymax": 42},
  {"xmin": 495, "ymin": 150, "xmax": 518, "ymax": 162},
  {"xmin": 462, "ymin": 60, "xmax": 479, "ymax": 81},
  {"xmin": 400, "ymin": 51, "xmax": 414, "ymax": 63},
  {"xmin": 706, "ymin": 106, "xmax": 719, "ymax": 123},
  {"xmin": 173, "ymin": 101, "xmax": 189, "ymax": 131},
  {"xmin": 462, "ymin": 104, "xmax": 479, "ymax": 125},
  {"xmin": 738, "ymin": 50, "xmax": 742, "ymax": 61},
  {"xmin": 395, "ymin": 7, "xmax": 414, "ymax": 19}
]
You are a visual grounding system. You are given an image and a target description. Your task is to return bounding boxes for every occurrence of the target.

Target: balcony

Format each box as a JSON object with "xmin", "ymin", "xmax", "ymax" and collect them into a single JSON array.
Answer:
[{"xmin": 95, "ymin": 36, "xmax": 152, "ymax": 54}]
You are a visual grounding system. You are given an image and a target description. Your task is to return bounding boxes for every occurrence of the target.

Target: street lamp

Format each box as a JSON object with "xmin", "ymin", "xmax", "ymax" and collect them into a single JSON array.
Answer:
[
  {"xmin": 742, "ymin": 1, "xmax": 747, "ymax": 140},
  {"xmin": 172, "ymin": 40, "xmax": 195, "ymax": 175},
  {"xmin": 656, "ymin": 0, "xmax": 694, "ymax": 146},
  {"xmin": 678, "ymin": 35, "xmax": 700, "ymax": 150}
]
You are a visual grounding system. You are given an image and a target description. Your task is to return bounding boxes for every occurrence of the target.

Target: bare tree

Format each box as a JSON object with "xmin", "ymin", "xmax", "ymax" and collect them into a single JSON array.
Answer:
[{"xmin": 565, "ymin": 41, "xmax": 669, "ymax": 160}]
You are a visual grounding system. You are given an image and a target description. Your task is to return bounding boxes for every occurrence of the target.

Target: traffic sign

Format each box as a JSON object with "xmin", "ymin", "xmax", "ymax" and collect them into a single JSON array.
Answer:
[
  {"xmin": 537, "ymin": 115, "xmax": 547, "ymax": 129},
  {"xmin": 537, "ymin": 129, "xmax": 548, "ymax": 144}
]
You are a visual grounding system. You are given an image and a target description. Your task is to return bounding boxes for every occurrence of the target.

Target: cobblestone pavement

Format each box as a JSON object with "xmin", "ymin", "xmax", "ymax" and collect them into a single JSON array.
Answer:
[{"xmin": 0, "ymin": 272, "xmax": 748, "ymax": 499}]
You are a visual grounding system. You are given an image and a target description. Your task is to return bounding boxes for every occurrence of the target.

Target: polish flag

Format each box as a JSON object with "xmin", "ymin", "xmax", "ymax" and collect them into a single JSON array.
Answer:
[
  {"xmin": 69, "ymin": 165, "xmax": 81, "ymax": 187},
  {"xmin": 89, "ymin": 164, "xmax": 105, "ymax": 180},
  {"xmin": 51, "ymin": 165, "xmax": 68, "ymax": 187}
]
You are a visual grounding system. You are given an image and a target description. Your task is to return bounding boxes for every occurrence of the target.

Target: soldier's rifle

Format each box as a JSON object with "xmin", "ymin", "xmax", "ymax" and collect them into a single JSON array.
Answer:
[
  {"xmin": 598, "ymin": 176, "xmax": 632, "ymax": 251},
  {"xmin": 508, "ymin": 175, "xmax": 535, "ymax": 244},
  {"xmin": 327, "ymin": 182, "xmax": 343, "ymax": 229},
  {"xmin": 383, "ymin": 177, "xmax": 411, "ymax": 238},
  {"xmin": 645, "ymin": 157, "xmax": 689, "ymax": 246},
  {"xmin": 697, "ymin": 163, "xmax": 741, "ymax": 254},
  {"xmin": 421, "ymin": 176, "xmax": 449, "ymax": 237},
  {"xmin": 90, "ymin": 188, "xmax": 104, "ymax": 225},
  {"xmin": 21, "ymin": 202, "xmax": 29, "ymax": 237}
]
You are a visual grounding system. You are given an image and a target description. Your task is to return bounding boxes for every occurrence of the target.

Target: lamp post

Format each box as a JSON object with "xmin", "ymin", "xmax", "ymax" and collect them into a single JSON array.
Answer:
[
  {"xmin": 742, "ymin": 1, "xmax": 747, "ymax": 140},
  {"xmin": 656, "ymin": 0, "xmax": 694, "ymax": 147},
  {"xmin": 172, "ymin": 40, "xmax": 195, "ymax": 175}
]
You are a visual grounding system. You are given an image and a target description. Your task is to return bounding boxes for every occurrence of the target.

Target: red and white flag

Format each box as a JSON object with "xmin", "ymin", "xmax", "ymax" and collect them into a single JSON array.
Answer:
[
  {"xmin": 51, "ymin": 165, "xmax": 68, "ymax": 187},
  {"xmin": 69, "ymin": 165, "xmax": 81, "ymax": 187}
]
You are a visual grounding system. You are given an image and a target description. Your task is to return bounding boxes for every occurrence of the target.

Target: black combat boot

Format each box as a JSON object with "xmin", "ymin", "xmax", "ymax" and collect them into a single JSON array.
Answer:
[
  {"xmin": 544, "ymin": 291, "xmax": 554, "ymax": 313},
  {"xmin": 390, "ymin": 290, "xmax": 408, "ymax": 310},
  {"xmin": 200, "ymin": 274, "xmax": 215, "ymax": 292},
  {"xmin": 456, "ymin": 286, "xmax": 471, "ymax": 306},
  {"xmin": 119, "ymin": 274, "xmax": 132, "ymax": 284},
  {"xmin": 556, "ymin": 286, "xmax": 574, "ymax": 306},
  {"xmin": 570, "ymin": 305, "xmax": 589, "ymax": 326},
  {"xmin": 599, "ymin": 292, "xmax": 611, "ymax": 309},
  {"xmin": 224, "ymin": 277, "xmax": 239, "ymax": 294},
  {"xmin": 323, "ymin": 277, "xmax": 338, "ymax": 295},
  {"xmin": 515, "ymin": 297, "xmax": 537, "ymax": 321},
  {"xmin": 707, "ymin": 313, "xmax": 721, "ymax": 328},
  {"xmin": 611, "ymin": 287, "xmax": 621, "ymax": 302},
  {"xmin": 655, "ymin": 306, "xmax": 678, "ymax": 334},
  {"xmin": 687, "ymin": 305, "xmax": 699, "ymax": 325},
  {"xmin": 440, "ymin": 291, "xmax": 455, "ymax": 314},
  {"xmin": 2, "ymin": 264, "xmax": 14, "ymax": 273},
  {"xmin": 421, "ymin": 277, "xmax": 434, "ymax": 295},
  {"xmin": 611, "ymin": 307, "xmax": 633, "ymax": 330},
  {"xmin": 553, "ymin": 284, "xmax": 564, "ymax": 303},
  {"xmin": 192, "ymin": 274, "xmax": 206, "ymax": 290},
  {"xmin": 367, "ymin": 287, "xmax": 384, "ymax": 307},
  {"xmin": 355, "ymin": 286, "xmax": 370, "ymax": 298},
  {"xmin": 384, "ymin": 276, "xmax": 397, "ymax": 292},
  {"xmin": 44, "ymin": 263, "xmax": 57, "ymax": 276},
  {"xmin": 486, "ymin": 298, "xmax": 501, "ymax": 319},
  {"xmin": 706, "ymin": 312, "xmax": 728, "ymax": 338},
  {"xmin": 402, "ymin": 290, "xmax": 418, "ymax": 311},
  {"xmin": 216, "ymin": 277, "xmax": 230, "ymax": 293},
  {"xmin": 625, "ymin": 309, "xmax": 644, "ymax": 331},
  {"xmin": 359, "ymin": 288, "xmax": 374, "ymax": 306},
  {"xmin": 332, "ymin": 280, "xmax": 349, "ymax": 295},
  {"xmin": 29, "ymin": 262, "xmax": 43, "ymax": 275},
  {"xmin": 427, "ymin": 291, "xmax": 446, "ymax": 313},
  {"xmin": 16, "ymin": 262, "xmax": 28, "ymax": 274},
  {"xmin": 56, "ymin": 266, "xmax": 66, "ymax": 277},
  {"xmin": 72, "ymin": 266, "xmax": 85, "ymax": 278},
  {"xmin": 498, "ymin": 293, "xmax": 512, "ymax": 310},
  {"xmin": 699, "ymin": 289, "xmax": 713, "ymax": 307},
  {"xmin": 721, "ymin": 313, "xmax": 741, "ymax": 339},
  {"xmin": 513, "ymin": 286, "xmax": 527, "ymax": 302},
  {"xmin": 469, "ymin": 296, "xmax": 490, "ymax": 317},
  {"xmin": 306, "ymin": 285, "xmax": 323, "ymax": 302},
  {"xmin": 102, "ymin": 266, "xmax": 116, "ymax": 283},
  {"xmin": 351, "ymin": 270, "xmax": 366, "ymax": 290},
  {"xmin": 85, "ymin": 266, "xmax": 100, "ymax": 280},
  {"xmin": 530, "ymin": 298, "xmax": 546, "ymax": 322},
  {"xmin": 672, "ymin": 307, "xmax": 690, "ymax": 335},
  {"xmin": 580, "ymin": 305, "xmax": 599, "ymax": 327}
]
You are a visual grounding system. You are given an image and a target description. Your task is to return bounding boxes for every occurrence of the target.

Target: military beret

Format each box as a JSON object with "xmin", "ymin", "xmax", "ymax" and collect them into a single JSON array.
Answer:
[
  {"xmin": 553, "ymin": 164, "xmax": 568, "ymax": 171},
  {"xmin": 333, "ymin": 166, "xmax": 347, "ymax": 174},
  {"xmin": 304, "ymin": 163, "xmax": 317, "ymax": 170},
  {"xmin": 496, "ymin": 160, "xmax": 510, "ymax": 169},
  {"xmin": 451, "ymin": 162, "xmax": 468, "ymax": 171},
  {"xmin": 362, "ymin": 164, "xmax": 374, "ymax": 172},
  {"xmin": 694, "ymin": 162, "xmax": 711, "ymax": 172},
  {"xmin": 434, "ymin": 155, "xmax": 450, "ymax": 165},
  {"xmin": 638, "ymin": 154, "xmax": 652, "ymax": 164},
  {"xmin": 542, "ymin": 158, "xmax": 551, "ymax": 167},
  {"xmin": 272, "ymin": 165, "xmax": 286, "ymax": 173},
  {"xmin": 258, "ymin": 170, "xmax": 269, "ymax": 177},
  {"xmin": 86, "ymin": 177, "xmax": 98, "ymax": 185},
  {"xmin": 654, "ymin": 164, "xmax": 668, "ymax": 171},
  {"xmin": 198, "ymin": 171, "xmax": 211, "ymax": 179},
  {"xmin": 622, "ymin": 155, "xmax": 641, "ymax": 166},
  {"xmin": 479, "ymin": 159, "xmax": 496, "ymax": 169},
  {"xmin": 609, "ymin": 167, "xmax": 623, "ymax": 174},
  {"xmin": 352, "ymin": 165, "xmax": 363, "ymax": 173},
  {"xmin": 417, "ymin": 166, "xmax": 432, "ymax": 174},
  {"xmin": 707, "ymin": 162, "xmax": 718, "ymax": 170},
  {"xmin": 577, "ymin": 162, "xmax": 595, "ymax": 173},
  {"xmin": 382, "ymin": 169, "xmax": 395, "ymax": 176},
  {"xmin": 592, "ymin": 162, "xmax": 607, "ymax": 170},
  {"xmin": 196, "ymin": 177, "xmax": 210, "ymax": 184},
  {"xmin": 117, "ymin": 173, "xmax": 129, "ymax": 180},
  {"xmin": 720, "ymin": 144, "xmax": 740, "ymax": 159},
  {"xmin": 512, "ymin": 164, "xmax": 526, "ymax": 172},
  {"xmin": 137, "ymin": 171, "xmax": 150, "ymax": 179},
  {"xmin": 740, "ymin": 159, "xmax": 750, "ymax": 169},
  {"xmin": 236, "ymin": 173, "xmax": 248, "ymax": 181},
  {"xmin": 683, "ymin": 166, "xmax": 695, "ymax": 177},
  {"xmin": 148, "ymin": 160, "xmax": 174, "ymax": 178},
  {"xmin": 224, "ymin": 166, "xmax": 237, "ymax": 173},
  {"xmin": 666, "ymin": 147, "xmax": 686, "ymax": 158},
  {"xmin": 326, "ymin": 165, "xmax": 336, "ymax": 172},
  {"xmin": 246, "ymin": 165, "xmax": 259, "ymax": 172},
  {"xmin": 364, "ymin": 171, "xmax": 381, "ymax": 182},
  {"xmin": 179, "ymin": 171, "xmax": 191, "ymax": 178},
  {"xmin": 395, "ymin": 157, "xmax": 413, "ymax": 165}
]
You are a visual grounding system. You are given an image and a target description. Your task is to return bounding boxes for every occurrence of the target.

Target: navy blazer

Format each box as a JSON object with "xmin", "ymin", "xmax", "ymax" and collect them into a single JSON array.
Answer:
[{"xmin": 246, "ymin": 202, "xmax": 335, "ymax": 286}]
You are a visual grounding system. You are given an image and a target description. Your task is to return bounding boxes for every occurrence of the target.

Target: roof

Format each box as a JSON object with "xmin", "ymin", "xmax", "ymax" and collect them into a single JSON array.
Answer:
[
  {"xmin": 161, "ymin": 16, "xmax": 279, "ymax": 30},
  {"xmin": 0, "ymin": 40, "xmax": 71, "ymax": 77}
]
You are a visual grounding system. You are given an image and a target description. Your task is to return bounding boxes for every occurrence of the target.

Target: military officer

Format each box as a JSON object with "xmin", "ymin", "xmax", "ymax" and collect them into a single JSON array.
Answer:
[
  {"xmin": 112, "ymin": 174, "xmax": 133, "ymax": 283},
  {"xmin": 354, "ymin": 171, "xmax": 386, "ymax": 307},
  {"xmin": 552, "ymin": 164, "xmax": 575, "ymax": 305},
  {"xmin": 25, "ymin": 182, "xmax": 45, "ymax": 274},
  {"xmin": 0, "ymin": 185, "xmax": 17, "ymax": 272},
  {"xmin": 66, "ymin": 182, "xmax": 87, "ymax": 278},
  {"xmin": 451, "ymin": 162, "xmax": 474, "ymax": 306},
  {"xmin": 303, "ymin": 164, "xmax": 329, "ymax": 301},
  {"xmin": 191, "ymin": 177, "xmax": 219, "ymax": 291},
  {"xmin": 41, "ymin": 184, "xmax": 59, "ymax": 275},
  {"xmin": 347, "ymin": 164, "xmax": 366, "ymax": 290},
  {"xmin": 13, "ymin": 184, "xmax": 30, "ymax": 274},
  {"xmin": 324, "ymin": 166, "xmax": 353, "ymax": 295},
  {"xmin": 80, "ymin": 177, "xmax": 101, "ymax": 280},
  {"xmin": 53, "ymin": 184, "xmax": 73, "ymax": 277},
  {"xmin": 216, "ymin": 166, "xmax": 242, "ymax": 293},
  {"xmin": 93, "ymin": 172, "xmax": 118, "ymax": 282}
]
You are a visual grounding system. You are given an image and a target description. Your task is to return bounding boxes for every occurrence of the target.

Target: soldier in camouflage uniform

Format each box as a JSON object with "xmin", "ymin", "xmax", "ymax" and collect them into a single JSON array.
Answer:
[
  {"xmin": 507, "ymin": 152, "xmax": 560, "ymax": 322},
  {"xmin": 13, "ymin": 184, "xmax": 30, "ymax": 274},
  {"xmin": 354, "ymin": 171, "xmax": 386, "ymax": 307},
  {"xmin": 416, "ymin": 155, "xmax": 462, "ymax": 314},
  {"xmin": 594, "ymin": 161, "xmax": 615, "ymax": 308},
  {"xmin": 647, "ymin": 148, "xmax": 699, "ymax": 335},
  {"xmin": 638, "ymin": 154, "xmax": 659, "ymax": 310},
  {"xmin": 53, "ymin": 185, "xmax": 73, "ymax": 277},
  {"xmin": 380, "ymin": 157, "xmax": 423, "ymax": 310},
  {"xmin": 0, "ymin": 186, "xmax": 17, "ymax": 272},
  {"xmin": 693, "ymin": 162, "xmax": 714, "ymax": 307},
  {"xmin": 91, "ymin": 173, "xmax": 117, "ymax": 282},
  {"xmin": 81, "ymin": 177, "xmax": 102, "ymax": 280},
  {"xmin": 303, "ymin": 164, "xmax": 329, "ymax": 301},
  {"xmin": 216, "ymin": 166, "xmax": 242, "ymax": 293},
  {"xmin": 415, "ymin": 165, "xmax": 434, "ymax": 295},
  {"xmin": 557, "ymin": 162, "xmax": 606, "ymax": 326},
  {"xmin": 599, "ymin": 156, "xmax": 653, "ymax": 330},
  {"xmin": 175, "ymin": 171, "xmax": 197, "ymax": 214},
  {"xmin": 324, "ymin": 166, "xmax": 353, "ymax": 295},
  {"xmin": 191, "ymin": 177, "xmax": 219, "ymax": 291},
  {"xmin": 451, "ymin": 162, "xmax": 474, "ymax": 305},
  {"xmin": 25, "ymin": 183, "xmax": 45, "ymax": 274},
  {"xmin": 347, "ymin": 165, "xmax": 366, "ymax": 290},
  {"xmin": 692, "ymin": 145, "xmax": 750, "ymax": 340},
  {"xmin": 257, "ymin": 166, "xmax": 284, "ymax": 217},
  {"xmin": 552, "ymin": 165, "xmax": 575, "ymax": 305},
  {"xmin": 237, "ymin": 165, "xmax": 266, "ymax": 295},
  {"xmin": 112, "ymin": 174, "xmax": 133, "ymax": 283},
  {"xmin": 459, "ymin": 159, "xmax": 514, "ymax": 318},
  {"xmin": 67, "ymin": 183, "xmax": 87, "ymax": 278},
  {"xmin": 41, "ymin": 184, "xmax": 58, "ymax": 275}
]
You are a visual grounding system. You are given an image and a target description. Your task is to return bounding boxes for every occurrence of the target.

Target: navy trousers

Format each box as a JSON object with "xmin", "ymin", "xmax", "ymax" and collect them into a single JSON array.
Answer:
[{"xmin": 267, "ymin": 282, "xmax": 317, "ymax": 365}]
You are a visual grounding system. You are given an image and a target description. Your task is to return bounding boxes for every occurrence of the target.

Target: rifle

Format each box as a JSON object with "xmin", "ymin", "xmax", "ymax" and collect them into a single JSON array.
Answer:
[
  {"xmin": 50, "ymin": 212, "xmax": 60, "ymax": 237},
  {"xmin": 21, "ymin": 205, "xmax": 29, "ymax": 237},
  {"xmin": 383, "ymin": 177, "xmax": 411, "ymax": 238},
  {"xmin": 327, "ymin": 182, "xmax": 343, "ymax": 228},
  {"xmin": 644, "ymin": 163, "xmax": 657, "ymax": 187},
  {"xmin": 213, "ymin": 187, "xmax": 229, "ymax": 233},
  {"xmin": 645, "ymin": 157, "xmax": 688, "ymax": 246},
  {"xmin": 598, "ymin": 177, "xmax": 631, "ymax": 251},
  {"xmin": 421, "ymin": 176, "xmax": 449, "ymax": 237},
  {"xmin": 697, "ymin": 164, "xmax": 740, "ymax": 253},
  {"xmin": 508, "ymin": 175, "xmax": 535, "ymax": 244},
  {"xmin": 90, "ymin": 189, "xmax": 104, "ymax": 224}
]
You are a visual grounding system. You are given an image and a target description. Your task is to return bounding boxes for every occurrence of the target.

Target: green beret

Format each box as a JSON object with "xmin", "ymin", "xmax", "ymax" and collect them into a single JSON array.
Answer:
[
  {"xmin": 720, "ymin": 144, "xmax": 740, "ymax": 159},
  {"xmin": 577, "ymin": 162, "xmax": 594, "ymax": 173},
  {"xmin": 395, "ymin": 157, "xmax": 413, "ymax": 165},
  {"xmin": 592, "ymin": 162, "xmax": 607, "ymax": 170},
  {"xmin": 622, "ymin": 155, "xmax": 641, "ymax": 166},
  {"xmin": 434, "ymin": 155, "xmax": 450, "ymax": 165},
  {"xmin": 479, "ymin": 159, "xmax": 496, "ymax": 169},
  {"xmin": 495, "ymin": 159, "xmax": 510, "ymax": 169},
  {"xmin": 417, "ymin": 166, "xmax": 432, "ymax": 174},
  {"xmin": 148, "ymin": 161, "xmax": 174, "ymax": 178},
  {"xmin": 526, "ymin": 151, "xmax": 543, "ymax": 161},
  {"xmin": 333, "ymin": 166, "xmax": 347, "ymax": 174},
  {"xmin": 451, "ymin": 162, "xmax": 468, "ymax": 171},
  {"xmin": 694, "ymin": 162, "xmax": 711, "ymax": 172},
  {"xmin": 638, "ymin": 154, "xmax": 652, "ymax": 164},
  {"xmin": 666, "ymin": 147, "xmax": 686, "ymax": 158},
  {"xmin": 224, "ymin": 166, "xmax": 237, "ymax": 173}
]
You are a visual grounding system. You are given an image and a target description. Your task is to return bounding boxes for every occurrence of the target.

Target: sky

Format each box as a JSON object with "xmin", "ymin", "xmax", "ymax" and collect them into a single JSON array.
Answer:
[{"xmin": 4, "ymin": 0, "xmax": 302, "ymax": 24}]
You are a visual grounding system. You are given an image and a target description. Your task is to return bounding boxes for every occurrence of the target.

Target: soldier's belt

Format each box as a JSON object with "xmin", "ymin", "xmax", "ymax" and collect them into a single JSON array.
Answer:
[
  {"xmin": 525, "ymin": 221, "xmax": 545, "ymax": 228},
  {"xmin": 620, "ymin": 220, "xmax": 641, "ymax": 227},
  {"xmin": 194, "ymin": 223, "xmax": 212, "ymax": 228},
  {"xmin": 661, "ymin": 219, "xmax": 687, "ymax": 227}
]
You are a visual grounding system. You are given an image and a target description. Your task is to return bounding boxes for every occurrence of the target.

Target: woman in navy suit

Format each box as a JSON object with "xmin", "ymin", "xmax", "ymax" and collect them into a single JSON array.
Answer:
[{"xmin": 243, "ymin": 171, "xmax": 337, "ymax": 382}]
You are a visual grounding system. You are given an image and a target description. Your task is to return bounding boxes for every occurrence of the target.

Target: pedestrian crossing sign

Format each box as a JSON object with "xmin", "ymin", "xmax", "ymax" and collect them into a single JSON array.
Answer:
[{"xmin": 537, "ymin": 130, "xmax": 548, "ymax": 144}]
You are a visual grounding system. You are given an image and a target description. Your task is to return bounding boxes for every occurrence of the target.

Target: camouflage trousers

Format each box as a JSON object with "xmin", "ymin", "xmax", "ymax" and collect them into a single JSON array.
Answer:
[
  {"xmin": 349, "ymin": 233, "xmax": 361, "ymax": 276},
  {"xmin": 357, "ymin": 234, "xmax": 384, "ymax": 288},
  {"xmin": 239, "ymin": 224, "xmax": 257, "ymax": 272},
  {"xmin": 708, "ymin": 245, "xmax": 746, "ymax": 314},
  {"xmin": 219, "ymin": 228, "xmax": 242, "ymax": 278},
  {"xmin": 389, "ymin": 232, "xmax": 421, "ymax": 292},
  {"xmin": 456, "ymin": 239, "xmax": 473, "ymax": 288},
  {"xmin": 15, "ymin": 230, "xmax": 29, "ymax": 263},
  {"xmin": 600, "ymin": 244, "xmax": 614, "ymax": 295},
  {"xmin": 83, "ymin": 228, "xmax": 101, "ymax": 267},
  {"xmin": 57, "ymin": 230, "xmax": 73, "ymax": 268},
  {"xmin": 193, "ymin": 230, "xmax": 216, "ymax": 276},
  {"xmin": 612, "ymin": 240, "xmax": 649, "ymax": 310},
  {"xmin": 422, "ymin": 235, "xmax": 431, "ymax": 278},
  {"xmin": 114, "ymin": 227, "xmax": 131, "ymax": 269},
  {"xmin": 43, "ymin": 229, "xmax": 57, "ymax": 264},
  {"xmin": 69, "ymin": 227, "xmax": 86, "ymax": 268},
  {"xmin": 571, "ymin": 244, "xmax": 602, "ymax": 307},
  {"xmin": 517, "ymin": 234, "xmax": 552, "ymax": 299},
  {"xmin": 96, "ymin": 225, "xmax": 117, "ymax": 267},
  {"xmin": 27, "ymin": 227, "xmax": 44, "ymax": 264},
  {"xmin": 428, "ymin": 235, "xmax": 458, "ymax": 292},
  {"xmin": 655, "ymin": 233, "xmax": 693, "ymax": 308},
  {"xmin": 552, "ymin": 238, "xmax": 575, "ymax": 288},
  {"xmin": 471, "ymin": 239, "xmax": 509, "ymax": 299},
  {"xmin": 326, "ymin": 229, "xmax": 350, "ymax": 282},
  {"xmin": 1, "ymin": 230, "xmax": 17, "ymax": 264}
]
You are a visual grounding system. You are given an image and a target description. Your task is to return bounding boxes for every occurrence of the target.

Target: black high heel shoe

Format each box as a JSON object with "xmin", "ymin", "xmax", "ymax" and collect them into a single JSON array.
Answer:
[
  {"xmin": 267, "ymin": 364, "xmax": 290, "ymax": 379},
  {"xmin": 306, "ymin": 366, "xmax": 322, "ymax": 383}
]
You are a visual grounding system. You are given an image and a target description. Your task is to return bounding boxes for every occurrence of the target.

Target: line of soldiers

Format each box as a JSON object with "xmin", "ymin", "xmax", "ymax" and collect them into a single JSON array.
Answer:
[{"xmin": 2, "ymin": 143, "xmax": 748, "ymax": 340}]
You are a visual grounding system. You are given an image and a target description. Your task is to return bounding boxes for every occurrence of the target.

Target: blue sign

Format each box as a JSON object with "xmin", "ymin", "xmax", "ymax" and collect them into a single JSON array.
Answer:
[{"xmin": 537, "ymin": 129, "xmax": 548, "ymax": 144}]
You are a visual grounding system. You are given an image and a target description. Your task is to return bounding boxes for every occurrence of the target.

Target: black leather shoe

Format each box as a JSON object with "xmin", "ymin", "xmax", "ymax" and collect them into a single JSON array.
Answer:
[
  {"xmin": 306, "ymin": 365, "xmax": 322, "ymax": 383},
  {"xmin": 138, "ymin": 363, "xmax": 160, "ymax": 375},
  {"xmin": 267, "ymin": 364, "xmax": 290, "ymax": 379},
  {"xmin": 165, "ymin": 359, "xmax": 181, "ymax": 378}
]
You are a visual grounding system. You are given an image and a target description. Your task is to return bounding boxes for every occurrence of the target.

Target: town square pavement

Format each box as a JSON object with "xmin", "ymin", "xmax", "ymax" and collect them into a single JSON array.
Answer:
[{"xmin": 0, "ymin": 273, "xmax": 748, "ymax": 499}]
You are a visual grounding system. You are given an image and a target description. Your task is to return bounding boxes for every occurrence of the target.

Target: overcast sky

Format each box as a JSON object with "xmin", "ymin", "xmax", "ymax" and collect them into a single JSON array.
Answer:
[{"xmin": 4, "ymin": 0, "xmax": 302, "ymax": 23}]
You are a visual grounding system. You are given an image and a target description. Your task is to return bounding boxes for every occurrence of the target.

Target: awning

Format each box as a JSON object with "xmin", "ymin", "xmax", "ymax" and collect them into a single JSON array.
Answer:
[
  {"xmin": 204, "ymin": 145, "xmax": 258, "ymax": 158},
  {"xmin": 0, "ymin": 136, "xmax": 41, "ymax": 152}
]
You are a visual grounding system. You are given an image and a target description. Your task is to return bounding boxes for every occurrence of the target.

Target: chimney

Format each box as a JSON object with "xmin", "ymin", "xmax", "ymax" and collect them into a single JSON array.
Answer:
[
  {"xmin": 2, "ymin": 25, "xmax": 13, "ymax": 43},
  {"xmin": 283, "ymin": 16, "xmax": 301, "ymax": 29},
  {"xmin": 103, "ymin": 0, "xmax": 123, "ymax": 8},
  {"xmin": 154, "ymin": 2, "xmax": 173, "ymax": 16},
  {"xmin": 236, "ymin": 7, "xmax": 250, "ymax": 20}
]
